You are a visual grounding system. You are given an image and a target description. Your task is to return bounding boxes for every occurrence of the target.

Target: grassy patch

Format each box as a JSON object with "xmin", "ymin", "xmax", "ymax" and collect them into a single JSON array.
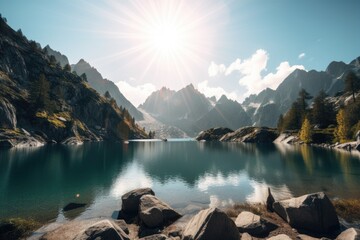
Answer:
[
  {"xmin": 333, "ymin": 199, "xmax": 360, "ymax": 223},
  {"xmin": 0, "ymin": 218, "xmax": 41, "ymax": 239},
  {"xmin": 224, "ymin": 203, "xmax": 264, "ymax": 218},
  {"xmin": 35, "ymin": 111, "xmax": 71, "ymax": 128}
]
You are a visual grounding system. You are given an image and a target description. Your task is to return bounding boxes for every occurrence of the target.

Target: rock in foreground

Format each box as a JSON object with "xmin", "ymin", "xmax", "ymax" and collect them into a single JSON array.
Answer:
[
  {"xmin": 273, "ymin": 192, "xmax": 339, "ymax": 233},
  {"xmin": 235, "ymin": 211, "xmax": 277, "ymax": 237},
  {"xmin": 121, "ymin": 188, "xmax": 155, "ymax": 214},
  {"xmin": 73, "ymin": 219, "xmax": 130, "ymax": 240},
  {"xmin": 336, "ymin": 227, "xmax": 360, "ymax": 240},
  {"xmin": 139, "ymin": 195, "xmax": 181, "ymax": 228},
  {"xmin": 182, "ymin": 207, "xmax": 240, "ymax": 240}
]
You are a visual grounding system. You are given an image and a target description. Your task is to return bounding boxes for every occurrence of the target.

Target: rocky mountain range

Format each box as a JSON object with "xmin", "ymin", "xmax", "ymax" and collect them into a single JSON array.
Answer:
[
  {"xmin": 44, "ymin": 46, "xmax": 143, "ymax": 121},
  {"xmin": 242, "ymin": 57, "xmax": 360, "ymax": 127},
  {"xmin": 139, "ymin": 85, "xmax": 252, "ymax": 136},
  {"xmin": 140, "ymin": 57, "xmax": 360, "ymax": 137},
  {"xmin": 0, "ymin": 17, "xmax": 146, "ymax": 146}
]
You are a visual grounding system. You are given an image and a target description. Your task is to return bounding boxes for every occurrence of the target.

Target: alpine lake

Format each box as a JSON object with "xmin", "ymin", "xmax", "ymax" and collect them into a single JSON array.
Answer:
[{"xmin": 1, "ymin": 139, "xmax": 360, "ymax": 223}]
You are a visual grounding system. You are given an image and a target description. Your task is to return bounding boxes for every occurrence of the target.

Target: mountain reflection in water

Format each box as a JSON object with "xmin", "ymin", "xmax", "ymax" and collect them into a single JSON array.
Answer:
[{"xmin": 1, "ymin": 140, "xmax": 359, "ymax": 222}]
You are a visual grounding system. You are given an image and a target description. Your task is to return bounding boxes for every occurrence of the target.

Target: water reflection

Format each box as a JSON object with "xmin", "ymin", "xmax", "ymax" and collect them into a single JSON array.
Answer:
[{"xmin": 1, "ymin": 141, "xmax": 360, "ymax": 222}]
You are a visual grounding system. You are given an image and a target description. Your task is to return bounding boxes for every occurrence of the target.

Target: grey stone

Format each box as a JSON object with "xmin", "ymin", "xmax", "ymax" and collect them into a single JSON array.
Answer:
[
  {"xmin": 267, "ymin": 187, "xmax": 275, "ymax": 212},
  {"xmin": 114, "ymin": 219, "xmax": 129, "ymax": 234},
  {"xmin": 0, "ymin": 139, "xmax": 14, "ymax": 148},
  {"xmin": 121, "ymin": 188, "xmax": 155, "ymax": 214},
  {"xmin": 267, "ymin": 234, "xmax": 292, "ymax": 240},
  {"xmin": 273, "ymin": 192, "xmax": 339, "ymax": 233},
  {"xmin": 139, "ymin": 234, "xmax": 168, "ymax": 240},
  {"xmin": 235, "ymin": 211, "xmax": 277, "ymax": 237},
  {"xmin": 336, "ymin": 228, "xmax": 360, "ymax": 240},
  {"xmin": 139, "ymin": 195, "xmax": 181, "ymax": 228},
  {"xmin": 297, "ymin": 234, "xmax": 321, "ymax": 240},
  {"xmin": 73, "ymin": 219, "xmax": 130, "ymax": 240},
  {"xmin": 0, "ymin": 99, "xmax": 17, "ymax": 129},
  {"xmin": 241, "ymin": 232, "xmax": 253, "ymax": 240},
  {"xmin": 182, "ymin": 207, "xmax": 240, "ymax": 240}
]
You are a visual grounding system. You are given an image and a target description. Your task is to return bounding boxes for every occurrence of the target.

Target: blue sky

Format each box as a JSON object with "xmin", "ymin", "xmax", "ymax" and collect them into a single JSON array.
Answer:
[{"xmin": 1, "ymin": 0, "xmax": 359, "ymax": 105}]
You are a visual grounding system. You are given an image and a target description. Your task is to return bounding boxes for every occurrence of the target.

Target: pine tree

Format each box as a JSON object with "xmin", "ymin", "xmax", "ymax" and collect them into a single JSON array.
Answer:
[
  {"xmin": 277, "ymin": 114, "xmax": 284, "ymax": 132},
  {"xmin": 299, "ymin": 117, "xmax": 312, "ymax": 144},
  {"xmin": 30, "ymin": 74, "xmax": 52, "ymax": 112},
  {"xmin": 104, "ymin": 91, "xmax": 111, "ymax": 99},
  {"xmin": 64, "ymin": 63, "xmax": 71, "ymax": 72},
  {"xmin": 311, "ymin": 90, "xmax": 336, "ymax": 128},
  {"xmin": 335, "ymin": 109, "xmax": 350, "ymax": 143},
  {"xmin": 344, "ymin": 71, "xmax": 360, "ymax": 103}
]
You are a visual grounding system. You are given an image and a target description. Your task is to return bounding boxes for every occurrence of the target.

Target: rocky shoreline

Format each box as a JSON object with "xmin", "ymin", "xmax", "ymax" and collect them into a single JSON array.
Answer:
[
  {"xmin": 6, "ymin": 188, "xmax": 356, "ymax": 240},
  {"xmin": 196, "ymin": 127, "xmax": 360, "ymax": 152}
]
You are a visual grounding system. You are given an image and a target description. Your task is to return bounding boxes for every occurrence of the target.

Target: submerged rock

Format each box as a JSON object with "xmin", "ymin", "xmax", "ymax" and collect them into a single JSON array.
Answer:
[
  {"xmin": 235, "ymin": 211, "xmax": 277, "ymax": 237},
  {"xmin": 121, "ymin": 188, "xmax": 155, "ymax": 214},
  {"xmin": 139, "ymin": 195, "xmax": 181, "ymax": 228},
  {"xmin": 182, "ymin": 208, "xmax": 240, "ymax": 240},
  {"xmin": 273, "ymin": 192, "xmax": 339, "ymax": 233},
  {"xmin": 63, "ymin": 203, "xmax": 86, "ymax": 212}
]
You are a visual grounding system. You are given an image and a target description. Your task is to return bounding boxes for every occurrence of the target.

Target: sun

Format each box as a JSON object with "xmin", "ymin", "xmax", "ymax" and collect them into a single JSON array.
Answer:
[
  {"xmin": 93, "ymin": 0, "xmax": 225, "ymax": 86},
  {"xmin": 147, "ymin": 23, "xmax": 183, "ymax": 55}
]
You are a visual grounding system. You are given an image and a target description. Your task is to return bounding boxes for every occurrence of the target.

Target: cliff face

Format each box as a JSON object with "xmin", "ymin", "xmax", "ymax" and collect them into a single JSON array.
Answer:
[{"xmin": 0, "ymin": 18, "xmax": 147, "ymax": 145}]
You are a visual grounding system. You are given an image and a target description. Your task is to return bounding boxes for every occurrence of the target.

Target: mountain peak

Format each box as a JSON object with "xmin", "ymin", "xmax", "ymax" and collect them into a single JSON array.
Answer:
[{"xmin": 218, "ymin": 95, "xmax": 229, "ymax": 103}]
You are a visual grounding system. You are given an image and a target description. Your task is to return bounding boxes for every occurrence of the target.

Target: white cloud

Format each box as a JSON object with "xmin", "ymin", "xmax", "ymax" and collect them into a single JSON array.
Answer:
[
  {"xmin": 116, "ymin": 80, "xmax": 156, "ymax": 107},
  {"xmin": 208, "ymin": 49, "xmax": 305, "ymax": 99},
  {"xmin": 208, "ymin": 61, "xmax": 226, "ymax": 77},
  {"xmin": 197, "ymin": 80, "xmax": 238, "ymax": 101},
  {"xmin": 298, "ymin": 53, "xmax": 306, "ymax": 59}
]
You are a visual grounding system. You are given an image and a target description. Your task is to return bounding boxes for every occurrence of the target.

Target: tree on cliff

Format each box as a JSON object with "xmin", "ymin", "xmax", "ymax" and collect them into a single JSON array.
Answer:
[
  {"xmin": 30, "ymin": 73, "xmax": 52, "ymax": 112},
  {"xmin": 299, "ymin": 117, "xmax": 312, "ymax": 144},
  {"xmin": 344, "ymin": 71, "xmax": 360, "ymax": 103}
]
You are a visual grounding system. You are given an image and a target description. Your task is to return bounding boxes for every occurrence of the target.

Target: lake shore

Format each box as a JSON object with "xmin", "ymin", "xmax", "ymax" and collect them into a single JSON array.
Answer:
[{"xmin": 2, "ymin": 192, "xmax": 359, "ymax": 240}]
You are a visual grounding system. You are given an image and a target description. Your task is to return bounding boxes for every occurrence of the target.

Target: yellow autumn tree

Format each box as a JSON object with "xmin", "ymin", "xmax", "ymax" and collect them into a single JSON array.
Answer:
[
  {"xmin": 335, "ymin": 109, "xmax": 350, "ymax": 143},
  {"xmin": 299, "ymin": 117, "xmax": 312, "ymax": 144}
]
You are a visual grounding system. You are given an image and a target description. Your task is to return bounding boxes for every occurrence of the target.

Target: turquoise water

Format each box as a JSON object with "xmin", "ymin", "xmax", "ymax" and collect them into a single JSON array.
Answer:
[{"xmin": 1, "ymin": 140, "xmax": 360, "ymax": 222}]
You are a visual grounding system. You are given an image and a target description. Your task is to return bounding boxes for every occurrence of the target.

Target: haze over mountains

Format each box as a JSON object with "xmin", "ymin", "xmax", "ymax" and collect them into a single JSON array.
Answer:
[{"xmin": 44, "ymin": 40, "xmax": 360, "ymax": 138}]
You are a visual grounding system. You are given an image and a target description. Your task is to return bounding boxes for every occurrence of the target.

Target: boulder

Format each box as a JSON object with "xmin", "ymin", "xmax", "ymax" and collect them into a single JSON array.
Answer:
[
  {"xmin": 241, "ymin": 232, "xmax": 253, "ymax": 240},
  {"xmin": 139, "ymin": 195, "xmax": 181, "ymax": 228},
  {"xmin": 195, "ymin": 127, "xmax": 233, "ymax": 141},
  {"xmin": 220, "ymin": 127, "xmax": 278, "ymax": 143},
  {"xmin": 297, "ymin": 234, "xmax": 322, "ymax": 240},
  {"xmin": 235, "ymin": 211, "xmax": 277, "ymax": 237},
  {"xmin": 139, "ymin": 234, "xmax": 168, "ymax": 240},
  {"xmin": 266, "ymin": 187, "xmax": 275, "ymax": 212},
  {"xmin": 273, "ymin": 192, "xmax": 339, "ymax": 233},
  {"xmin": 121, "ymin": 188, "xmax": 155, "ymax": 214},
  {"xmin": 182, "ymin": 207, "xmax": 240, "ymax": 240},
  {"xmin": 114, "ymin": 219, "xmax": 129, "ymax": 234},
  {"xmin": 0, "ymin": 139, "xmax": 15, "ymax": 148},
  {"xmin": 0, "ymin": 98, "xmax": 17, "ymax": 129},
  {"xmin": 267, "ymin": 234, "xmax": 292, "ymax": 240},
  {"xmin": 336, "ymin": 228, "xmax": 360, "ymax": 240},
  {"xmin": 73, "ymin": 219, "xmax": 130, "ymax": 240}
]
